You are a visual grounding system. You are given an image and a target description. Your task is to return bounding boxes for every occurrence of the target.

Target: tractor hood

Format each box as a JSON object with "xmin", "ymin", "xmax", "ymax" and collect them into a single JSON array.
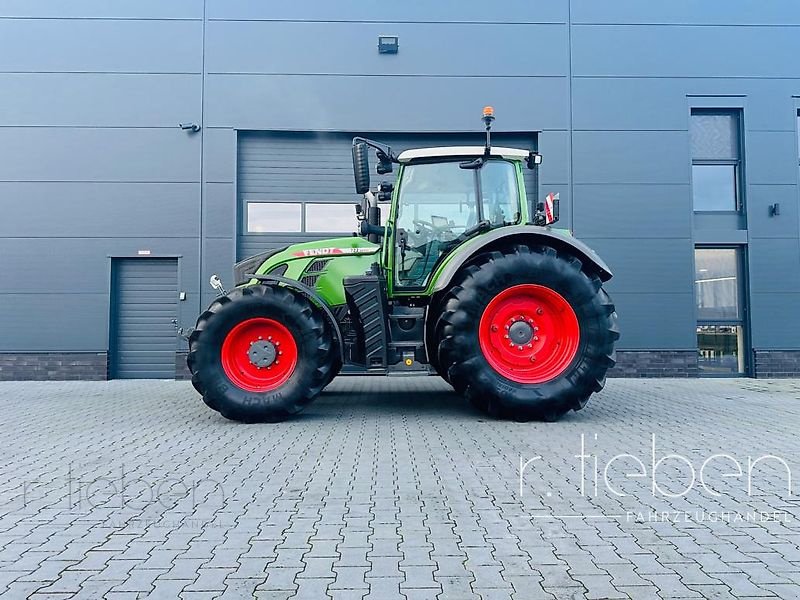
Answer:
[{"xmin": 250, "ymin": 236, "xmax": 380, "ymax": 279}]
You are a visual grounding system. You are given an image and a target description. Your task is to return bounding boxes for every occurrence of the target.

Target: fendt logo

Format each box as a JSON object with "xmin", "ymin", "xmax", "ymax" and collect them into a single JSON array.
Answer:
[{"xmin": 291, "ymin": 247, "xmax": 377, "ymax": 257}]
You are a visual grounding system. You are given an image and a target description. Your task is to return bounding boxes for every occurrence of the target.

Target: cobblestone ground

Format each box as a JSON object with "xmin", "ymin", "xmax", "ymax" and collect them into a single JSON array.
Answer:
[{"xmin": 1, "ymin": 378, "xmax": 800, "ymax": 599}]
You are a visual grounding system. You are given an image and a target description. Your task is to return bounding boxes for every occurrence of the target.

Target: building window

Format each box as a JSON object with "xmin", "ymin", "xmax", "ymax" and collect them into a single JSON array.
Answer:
[
  {"xmin": 690, "ymin": 110, "xmax": 742, "ymax": 211},
  {"xmin": 695, "ymin": 248, "xmax": 747, "ymax": 375},
  {"xmin": 245, "ymin": 201, "xmax": 359, "ymax": 234},
  {"xmin": 246, "ymin": 202, "xmax": 302, "ymax": 233},
  {"xmin": 305, "ymin": 203, "xmax": 359, "ymax": 233}
]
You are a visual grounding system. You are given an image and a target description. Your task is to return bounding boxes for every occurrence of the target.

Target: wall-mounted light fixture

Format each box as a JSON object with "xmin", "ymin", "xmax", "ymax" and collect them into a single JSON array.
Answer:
[
  {"xmin": 179, "ymin": 122, "xmax": 201, "ymax": 133},
  {"xmin": 378, "ymin": 35, "xmax": 399, "ymax": 54}
]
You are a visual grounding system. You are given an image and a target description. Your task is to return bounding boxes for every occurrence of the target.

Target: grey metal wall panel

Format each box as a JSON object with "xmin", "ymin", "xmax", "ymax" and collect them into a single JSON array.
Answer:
[
  {"xmin": 582, "ymin": 238, "xmax": 694, "ymax": 295},
  {"xmin": 0, "ymin": 1, "xmax": 203, "ymax": 19},
  {"xmin": 0, "ymin": 19, "xmax": 202, "ymax": 73},
  {"xmin": 203, "ymin": 237, "xmax": 236, "ymax": 291},
  {"xmin": 0, "ymin": 183, "xmax": 199, "ymax": 238},
  {"xmin": 573, "ymin": 184, "xmax": 692, "ymax": 239},
  {"xmin": 206, "ymin": 0, "xmax": 567, "ymax": 23},
  {"xmin": 236, "ymin": 131, "xmax": 537, "ymax": 260},
  {"xmin": 747, "ymin": 185, "xmax": 800, "ymax": 239},
  {"xmin": 203, "ymin": 75, "xmax": 569, "ymax": 131},
  {"xmin": 572, "ymin": 131, "xmax": 690, "ymax": 184},
  {"xmin": 0, "ymin": 238, "xmax": 198, "ymax": 295},
  {"xmin": 0, "ymin": 293, "xmax": 108, "ymax": 351},
  {"xmin": 575, "ymin": 78, "xmax": 800, "ymax": 133},
  {"xmin": 204, "ymin": 183, "xmax": 236, "ymax": 239},
  {"xmin": 747, "ymin": 239, "xmax": 800, "ymax": 294},
  {"xmin": 739, "ymin": 79, "xmax": 800, "ymax": 132},
  {"xmin": 572, "ymin": 24, "xmax": 800, "ymax": 78},
  {"xmin": 0, "ymin": 74, "xmax": 201, "ymax": 127},
  {"xmin": 0, "ymin": 128, "xmax": 200, "ymax": 182},
  {"xmin": 203, "ymin": 128, "xmax": 237, "ymax": 183},
  {"xmin": 537, "ymin": 131, "xmax": 569, "ymax": 185},
  {"xmin": 206, "ymin": 21, "xmax": 567, "ymax": 77},
  {"xmin": 744, "ymin": 131, "xmax": 799, "ymax": 185},
  {"xmin": 749, "ymin": 293, "xmax": 800, "ymax": 349},
  {"xmin": 572, "ymin": 78, "xmax": 688, "ymax": 132},
  {"xmin": 110, "ymin": 258, "xmax": 178, "ymax": 379},
  {"xmin": 607, "ymin": 292, "xmax": 697, "ymax": 349},
  {"xmin": 571, "ymin": 0, "xmax": 800, "ymax": 25}
]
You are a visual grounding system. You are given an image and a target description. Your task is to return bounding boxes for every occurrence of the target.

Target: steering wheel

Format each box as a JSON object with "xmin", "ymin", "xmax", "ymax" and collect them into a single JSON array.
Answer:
[
  {"xmin": 412, "ymin": 219, "xmax": 438, "ymax": 234},
  {"xmin": 410, "ymin": 219, "xmax": 449, "ymax": 245}
]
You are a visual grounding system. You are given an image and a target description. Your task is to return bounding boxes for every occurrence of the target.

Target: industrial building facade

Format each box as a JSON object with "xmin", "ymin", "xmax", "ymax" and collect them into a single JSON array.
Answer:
[{"xmin": 1, "ymin": 1, "xmax": 799, "ymax": 380}]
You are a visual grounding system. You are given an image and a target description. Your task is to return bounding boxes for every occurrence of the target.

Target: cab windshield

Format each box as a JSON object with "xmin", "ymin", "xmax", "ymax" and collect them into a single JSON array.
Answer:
[{"xmin": 394, "ymin": 159, "xmax": 520, "ymax": 288}]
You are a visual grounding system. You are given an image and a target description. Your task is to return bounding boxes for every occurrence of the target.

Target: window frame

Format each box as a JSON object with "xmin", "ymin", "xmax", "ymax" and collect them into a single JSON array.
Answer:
[
  {"xmin": 690, "ymin": 108, "xmax": 744, "ymax": 214},
  {"xmin": 693, "ymin": 245, "xmax": 750, "ymax": 376},
  {"xmin": 242, "ymin": 199, "xmax": 359, "ymax": 235},
  {"xmin": 694, "ymin": 247, "xmax": 744, "ymax": 325},
  {"xmin": 244, "ymin": 201, "xmax": 303, "ymax": 233}
]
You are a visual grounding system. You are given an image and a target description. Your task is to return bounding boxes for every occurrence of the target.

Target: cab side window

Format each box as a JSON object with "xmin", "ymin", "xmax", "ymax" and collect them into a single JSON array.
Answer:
[{"xmin": 481, "ymin": 160, "xmax": 520, "ymax": 225}]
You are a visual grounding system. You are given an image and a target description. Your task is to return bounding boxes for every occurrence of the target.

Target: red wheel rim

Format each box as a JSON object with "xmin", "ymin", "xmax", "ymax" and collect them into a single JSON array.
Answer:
[
  {"xmin": 479, "ymin": 284, "xmax": 580, "ymax": 384},
  {"xmin": 220, "ymin": 318, "xmax": 298, "ymax": 392}
]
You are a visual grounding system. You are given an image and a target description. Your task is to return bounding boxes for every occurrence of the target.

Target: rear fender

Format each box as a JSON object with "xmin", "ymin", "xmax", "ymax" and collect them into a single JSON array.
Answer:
[{"xmin": 430, "ymin": 225, "xmax": 613, "ymax": 294}]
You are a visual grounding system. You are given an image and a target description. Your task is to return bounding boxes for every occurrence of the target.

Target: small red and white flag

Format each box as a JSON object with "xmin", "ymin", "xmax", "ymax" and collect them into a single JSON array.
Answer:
[{"xmin": 544, "ymin": 192, "xmax": 559, "ymax": 224}]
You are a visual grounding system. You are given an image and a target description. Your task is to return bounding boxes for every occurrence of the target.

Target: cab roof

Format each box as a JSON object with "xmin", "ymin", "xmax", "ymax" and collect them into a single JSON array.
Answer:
[{"xmin": 397, "ymin": 146, "xmax": 530, "ymax": 163}]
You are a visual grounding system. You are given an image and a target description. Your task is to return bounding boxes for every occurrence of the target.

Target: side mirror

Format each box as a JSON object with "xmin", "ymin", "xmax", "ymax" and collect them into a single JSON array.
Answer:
[
  {"xmin": 376, "ymin": 150, "xmax": 393, "ymax": 175},
  {"xmin": 352, "ymin": 142, "xmax": 370, "ymax": 194}
]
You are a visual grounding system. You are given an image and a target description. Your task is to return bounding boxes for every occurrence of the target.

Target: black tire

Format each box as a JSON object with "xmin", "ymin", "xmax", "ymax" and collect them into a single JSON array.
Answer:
[
  {"xmin": 321, "ymin": 354, "xmax": 342, "ymax": 390},
  {"xmin": 436, "ymin": 244, "xmax": 618, "ymax": 421},
  {"xmin": 185, "ymin": 352, "xmax": 206, "ymax": 393},
  {"xmin": 429, "ymin": 287, "xmax": 468, "ymax": 394},
  {"xmin": 188, "ymin": 285, "xmax": 333, "ymax": 423}
]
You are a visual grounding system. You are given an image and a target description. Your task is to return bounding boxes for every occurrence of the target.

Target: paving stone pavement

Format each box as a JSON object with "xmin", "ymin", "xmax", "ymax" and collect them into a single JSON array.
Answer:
[{"xmin": 1, "ymin": 377, "xmax": 800, "ymax": 599}]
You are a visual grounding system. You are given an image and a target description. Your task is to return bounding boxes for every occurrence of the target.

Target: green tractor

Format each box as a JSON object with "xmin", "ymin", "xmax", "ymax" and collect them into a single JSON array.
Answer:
[{"xmin": 188, "ymin": 108, "xmax": 618, "ymax": 422}]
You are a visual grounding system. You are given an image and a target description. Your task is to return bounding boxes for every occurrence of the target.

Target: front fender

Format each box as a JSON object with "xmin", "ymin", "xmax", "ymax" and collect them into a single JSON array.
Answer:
[{"xmin": 429, "ymin": 225, "xmax": 613, "ymax": 294}]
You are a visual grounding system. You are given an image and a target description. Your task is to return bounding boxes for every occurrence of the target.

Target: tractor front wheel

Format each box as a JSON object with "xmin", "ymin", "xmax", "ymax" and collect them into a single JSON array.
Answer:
[
  {"xmin": 188, "ymin": 285, "xmax": 333, "ymax": 422},
  {"xmin": 436, "ymin": 244, "xmax": 618, "ymax": 421}
]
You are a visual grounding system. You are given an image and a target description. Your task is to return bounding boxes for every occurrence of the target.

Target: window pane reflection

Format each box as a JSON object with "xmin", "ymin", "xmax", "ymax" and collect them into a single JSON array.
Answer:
[
  {"xmin": 697, "ymin": 325, "xmax": 745, "ymax": 375},
  {"xmin": 305, "ymin": 203, "xmax": 357, "ymax": 233},
  {"xmin": 247, "ymin": 202, "xmax": 302, "ymax": 233},
  {"xmin": 695, "ymin": 248, "xmax": 739, "ymax": 321},
  {"xmin": 692, "ymin": 164, "xmax": 736, "ymax": 211}
]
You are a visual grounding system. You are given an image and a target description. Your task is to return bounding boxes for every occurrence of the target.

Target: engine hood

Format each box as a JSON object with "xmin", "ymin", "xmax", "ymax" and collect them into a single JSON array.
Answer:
[{"xmin": 256, "ymin": 236, "xmax": 380, "ymax": 273}]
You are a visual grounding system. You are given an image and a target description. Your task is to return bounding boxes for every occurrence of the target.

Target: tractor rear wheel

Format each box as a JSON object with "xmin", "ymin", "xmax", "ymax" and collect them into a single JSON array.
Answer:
[
  {"xmin": 436, "ymin": 244, "xmax": 618, "ymax": 421},
  {"xmin": 188, "ymin": 285, "xmax": 333, "ymax": 422}
]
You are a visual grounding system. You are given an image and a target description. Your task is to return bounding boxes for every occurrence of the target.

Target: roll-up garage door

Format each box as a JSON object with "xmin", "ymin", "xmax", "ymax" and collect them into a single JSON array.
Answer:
[
  {"xmin": 237, "ymin": 131, "xmax": 537, "ymax": 260},
  {"xmin": 110, "ymin": 258, "xmax": 178, "ymax": 379}
]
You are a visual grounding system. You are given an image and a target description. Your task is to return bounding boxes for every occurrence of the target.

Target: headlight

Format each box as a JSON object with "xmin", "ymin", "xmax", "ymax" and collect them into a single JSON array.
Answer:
[{"xmin": 233, "ymin": 247, "xmax": 285, "ymax": 285}]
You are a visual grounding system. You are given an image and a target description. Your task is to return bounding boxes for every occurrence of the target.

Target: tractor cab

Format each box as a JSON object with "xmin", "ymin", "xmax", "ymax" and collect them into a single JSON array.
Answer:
[
  {"xmin": 392, "ymin": 147, "xmax": 528, "ymax": 289},
  {"xmin": 351, "ymin": 107, "xmax": 551, "ymax": 292}
]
